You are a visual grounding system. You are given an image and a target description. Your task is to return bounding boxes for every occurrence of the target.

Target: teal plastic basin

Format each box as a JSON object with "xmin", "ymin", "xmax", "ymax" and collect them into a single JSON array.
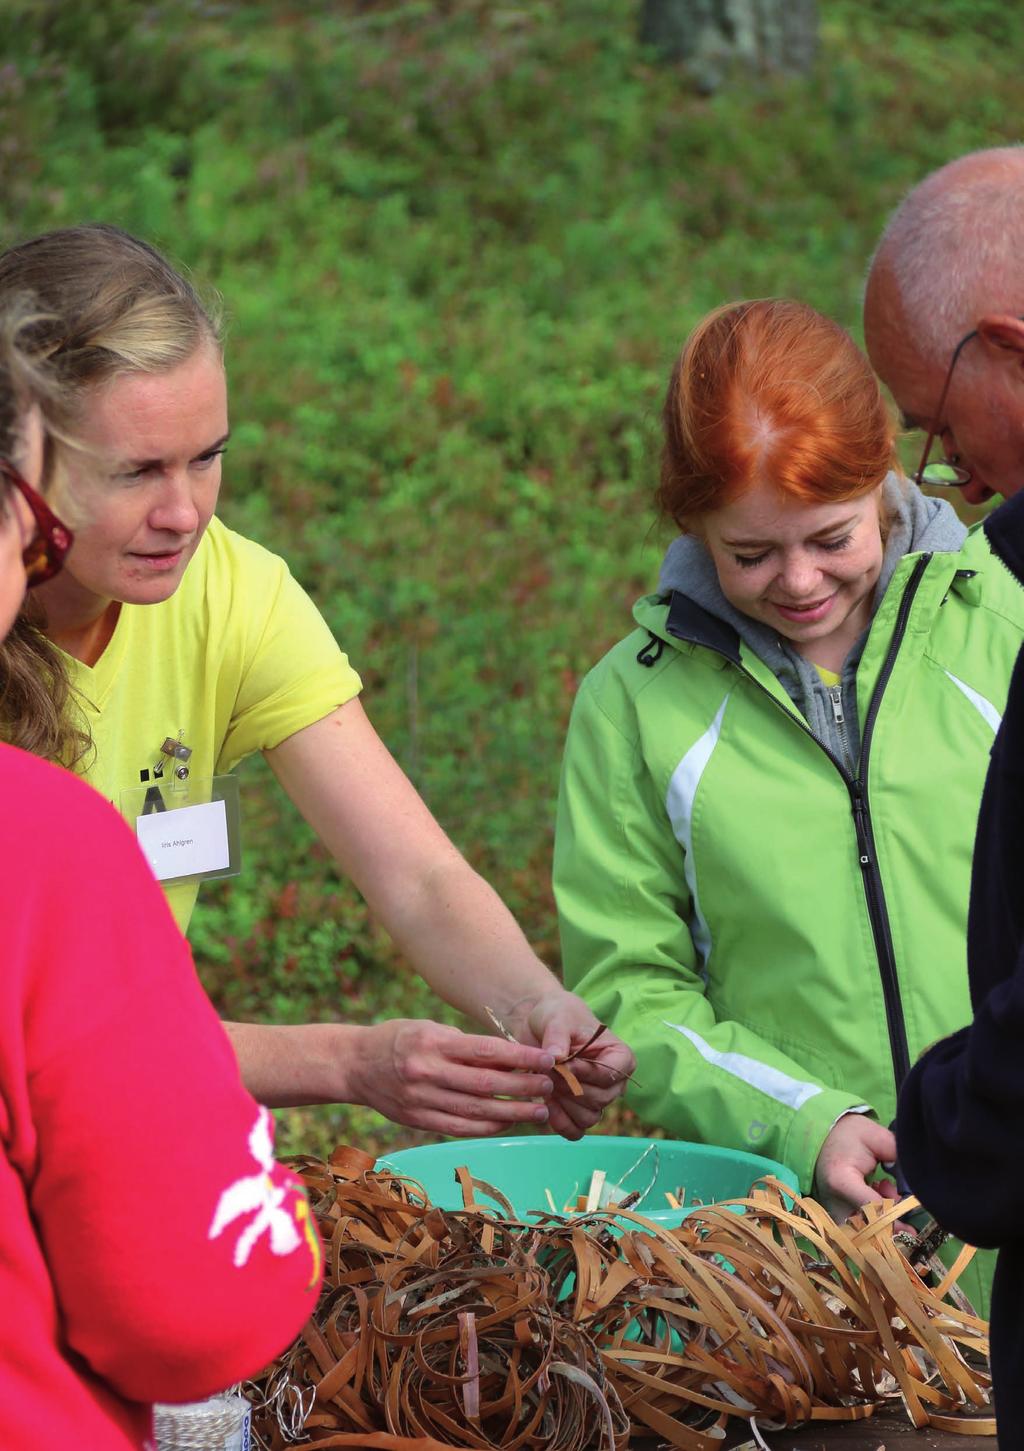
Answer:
[{"xmin": 376, "ymin": 1134, "xmax": 798, "ymax": 1228}]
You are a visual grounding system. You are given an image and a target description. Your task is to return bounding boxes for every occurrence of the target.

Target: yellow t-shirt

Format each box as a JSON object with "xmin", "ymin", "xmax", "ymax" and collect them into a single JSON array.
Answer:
[
  {"xmin": 64, "ymin": 517, "xmax": 361, "ymax": 930},
  {"xmin": 815, "ymin": 664, "xmax": 841, "ymax": 688}
]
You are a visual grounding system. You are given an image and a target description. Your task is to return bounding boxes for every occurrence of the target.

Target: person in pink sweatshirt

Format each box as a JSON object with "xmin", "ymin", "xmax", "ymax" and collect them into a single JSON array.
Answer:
[{"xmin": 0, "ymin": 303, "xmax": 322, "ymax": 1444}]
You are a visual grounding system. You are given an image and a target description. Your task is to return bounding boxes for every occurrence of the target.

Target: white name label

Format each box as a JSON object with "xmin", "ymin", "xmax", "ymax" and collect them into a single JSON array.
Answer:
[{"xmin": 136, "ymin": 799, "xmax": 230, "ymax": 882}]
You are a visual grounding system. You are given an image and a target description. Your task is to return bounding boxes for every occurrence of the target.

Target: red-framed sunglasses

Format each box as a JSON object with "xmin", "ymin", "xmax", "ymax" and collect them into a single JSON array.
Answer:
[{"xmin": 1, "ymin": 456, "xmax": 73, "ymax": 586}]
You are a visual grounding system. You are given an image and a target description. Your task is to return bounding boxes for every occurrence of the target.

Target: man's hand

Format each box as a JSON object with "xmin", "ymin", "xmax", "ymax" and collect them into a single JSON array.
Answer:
[
  {"xmin": 504, "ymin": 991, "xmax": 636, "ymax": 1140},
  {"xmin": 813, "ymin": 1113, "xmax": 898, "ymax": 1222},
  {"xmin": 348, "ymin": 1019, "xmax": 555, "ymax": 1137}
]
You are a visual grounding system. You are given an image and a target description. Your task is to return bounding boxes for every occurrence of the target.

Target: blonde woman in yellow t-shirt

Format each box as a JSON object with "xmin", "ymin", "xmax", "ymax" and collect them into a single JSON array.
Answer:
[{"xmin": 0, "ymin": 224, "xmax": 633, "ymax": 1140}]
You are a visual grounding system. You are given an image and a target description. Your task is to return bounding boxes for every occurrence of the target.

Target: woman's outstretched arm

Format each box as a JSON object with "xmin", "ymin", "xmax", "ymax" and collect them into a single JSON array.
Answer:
[{"xmin": 246, "ymin": 698, "xmax": 634, "ymax": 1137}]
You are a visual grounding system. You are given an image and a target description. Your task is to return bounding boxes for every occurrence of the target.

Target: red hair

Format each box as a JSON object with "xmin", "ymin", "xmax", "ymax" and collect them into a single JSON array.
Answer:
[{"xmin": 656, "ymin": 299, "xmax": 898, "ymax": 530}]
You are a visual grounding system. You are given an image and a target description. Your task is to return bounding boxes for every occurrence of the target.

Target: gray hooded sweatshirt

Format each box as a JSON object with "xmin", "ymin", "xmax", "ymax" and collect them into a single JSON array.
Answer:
[{"xmin": 657, "ymin": 474, "xmax": 967, "ymax": 774}]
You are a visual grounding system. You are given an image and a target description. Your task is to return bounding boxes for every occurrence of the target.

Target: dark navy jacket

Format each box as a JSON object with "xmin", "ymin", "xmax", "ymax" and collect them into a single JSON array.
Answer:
[{"xmin": 897, "ymin": 488, "xmax": 1024, "ymax": 1443}]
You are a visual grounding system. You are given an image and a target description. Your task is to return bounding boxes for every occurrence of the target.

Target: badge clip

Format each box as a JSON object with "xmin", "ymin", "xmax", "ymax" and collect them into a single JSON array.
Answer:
[{"xmin": 156, "ymin": 731, "xmax": 193, "ymax": 781}]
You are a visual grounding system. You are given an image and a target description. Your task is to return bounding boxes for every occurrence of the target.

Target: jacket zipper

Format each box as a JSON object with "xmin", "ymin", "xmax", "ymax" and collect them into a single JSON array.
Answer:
[
  {"xmin": 846, "ymin": 554, "xmax": 931, "ymax": 1088},
  {"xmin": 666, "ymin": 553, "xmax": 931, "ymax": 1092},
  {"xmin": 827, "ymin": 684, "xmax": 852, "ymax": 776}
]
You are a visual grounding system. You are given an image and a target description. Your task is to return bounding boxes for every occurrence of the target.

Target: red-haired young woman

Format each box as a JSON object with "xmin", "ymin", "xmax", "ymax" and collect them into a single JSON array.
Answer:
[{"xmin": 554, "ymin": 299, "xmax": 1024, "ymax": 1316}]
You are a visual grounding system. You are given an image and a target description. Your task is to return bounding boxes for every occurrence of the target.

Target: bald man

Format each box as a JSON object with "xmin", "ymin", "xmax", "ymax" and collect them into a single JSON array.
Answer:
[
  {"xmin": 869, "ymin": 148, "xmax": 1024, "ymax": 1441},
  {"xmin": 865, "ymin": 146, "xmax": 1024, "ymax": 508}
]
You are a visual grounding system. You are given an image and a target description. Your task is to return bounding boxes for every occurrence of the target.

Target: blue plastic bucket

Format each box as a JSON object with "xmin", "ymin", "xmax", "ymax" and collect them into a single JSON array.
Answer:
[{"xmin": 377, "ymin": 1134, "xmax": 798, "ymax": 1228}]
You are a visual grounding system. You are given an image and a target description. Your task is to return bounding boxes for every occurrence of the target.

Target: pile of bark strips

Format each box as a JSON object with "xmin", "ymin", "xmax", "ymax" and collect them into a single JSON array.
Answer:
[{"xmin": 248, "ymin": 1144, "xmax": 993, "ymax": 1449}]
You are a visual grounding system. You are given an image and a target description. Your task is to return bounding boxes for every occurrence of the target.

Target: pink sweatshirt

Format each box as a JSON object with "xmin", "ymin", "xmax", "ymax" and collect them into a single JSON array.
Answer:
[{"xmin": 0, "ymin": 744, "xmax": 321, "ymax": 1448}]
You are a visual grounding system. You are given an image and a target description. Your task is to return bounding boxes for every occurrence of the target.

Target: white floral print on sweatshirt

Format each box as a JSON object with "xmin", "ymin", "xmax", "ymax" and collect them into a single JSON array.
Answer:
[{"xmin": 208, "ymin": 1106, "xmax": 309, "ymax": 1270}]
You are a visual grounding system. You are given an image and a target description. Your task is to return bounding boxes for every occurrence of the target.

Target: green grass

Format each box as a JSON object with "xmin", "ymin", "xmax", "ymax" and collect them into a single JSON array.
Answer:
[{"xmin": 2, "ymin": 0, "xmax": 1015, "ymax": 1156}]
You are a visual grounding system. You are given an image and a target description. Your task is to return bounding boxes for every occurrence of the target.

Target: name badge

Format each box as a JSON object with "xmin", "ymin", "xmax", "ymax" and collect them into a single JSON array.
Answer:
[
  {"xmin": 136, "ymin": 798, "xmax": 230, "ymax": 880},
  {"xmin": 122, "ymin": 773, "xmax": 242, "ymax": 885}
]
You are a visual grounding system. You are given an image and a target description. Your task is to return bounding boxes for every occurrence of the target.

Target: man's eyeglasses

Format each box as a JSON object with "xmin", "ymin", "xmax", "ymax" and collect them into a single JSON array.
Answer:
[
  {"xmin": 911, "ymin": 327, "xmax": 977, "ymax": 490},
  {"xmin": 1, "ymin": 457, "xmax": 73, "ymax": 586}
]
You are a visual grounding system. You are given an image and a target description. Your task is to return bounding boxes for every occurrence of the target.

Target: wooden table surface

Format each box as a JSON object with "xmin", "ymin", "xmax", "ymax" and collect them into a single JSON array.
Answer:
[{"xmin": 718, "ymin": 1409, "xmax": 996, "ymax": 1448}]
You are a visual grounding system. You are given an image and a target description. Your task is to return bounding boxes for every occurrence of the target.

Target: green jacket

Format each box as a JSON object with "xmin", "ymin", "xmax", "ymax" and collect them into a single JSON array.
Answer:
[{"xmin": 556, "ymin": 526, "xmax": 1024, "ymax": 1311}]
